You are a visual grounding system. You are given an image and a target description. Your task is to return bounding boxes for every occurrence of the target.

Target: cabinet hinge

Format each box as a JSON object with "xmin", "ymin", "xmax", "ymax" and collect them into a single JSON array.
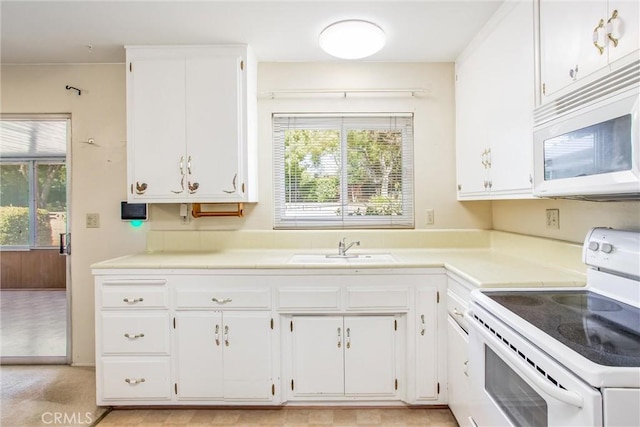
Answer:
[
  {"xmin": 395, "ymin": 379, "xmax": 398, "ymax": 390},
  {"xmin": 173, "ymin": 317, "xmax": 176, "ymax": 329},
  {"xmin": 272, "ymin": 384, "xmax": 275, "ymax": 396},
  {"xmin": 290, "ymin": 320, "xmax": 293, "ymax": 332},
  {"xmin": 394, "ymin": 319, "xmax": 397, "ymax": 331},
  {"xmin": 437, "ymin": 382, "xmax": 440, "ymax": 394},
  {"xmin": 542, "ymin": 83, "xmax": 546, "ymax": 95},
  {"xmin": 291, "ymin": 379, "xmax": 294, "ymax": 391},
  {"xmin": 270, "ymin": 318, "xmax": 274, "ymax": 330},
  {"xmin": 129, "ymin": 62, "xmax": 132, "ymax": 72},
  {"xmin": 240, "ymin": 60, "xmax": 244, "ymax": 71},
  {"xmin": 437, "ymin": 291, "xmax": 440, "ymax": 304},
  {"xmin": 174, "ymin": 383, "xmax": 178, "ymax": 395}
]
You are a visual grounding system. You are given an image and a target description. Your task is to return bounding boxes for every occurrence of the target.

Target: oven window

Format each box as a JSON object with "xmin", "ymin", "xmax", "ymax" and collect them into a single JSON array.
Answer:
[
  {"xmin": 543, "ymin": 114, "xmax": 632, "ymax": 180},
  {"xmin": 485, "ymin": 346, "xmax": 548, "ymax": 426}
]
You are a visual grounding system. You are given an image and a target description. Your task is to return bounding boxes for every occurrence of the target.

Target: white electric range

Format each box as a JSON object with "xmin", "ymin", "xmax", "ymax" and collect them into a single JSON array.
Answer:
[{"xmin": 467, "ymin": 228, "xmax": 640, "ymax": 427}]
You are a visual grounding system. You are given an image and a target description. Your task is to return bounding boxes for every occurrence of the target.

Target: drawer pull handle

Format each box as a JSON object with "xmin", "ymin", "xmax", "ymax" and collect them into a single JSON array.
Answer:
[
  {"xmin": 224, "ymin": 325, "xmax": 230, "ymax": 347},
  {"xmin": 215, "ymin": 324, "xmax": 220, "ymax": 346},
  {"xmin": 453, "ymin": 308, "xmax": 465, "ymax": 318},
  {"xmin": 125, "ymin": 378, "xmax": 146, "ymax": 385},
  {"xmin": 124, "ymin": 333, "xmax": 145, "ymax": 339},
  {"xmin": 420, "ymin": 314, "xmax": 425, "ymax": 336},
  {"xmin": 123, "ymin": 297, "xmax": 144, "ymax": 304},
  {"xmin": 212, "ymin": 297, "xmax": 232, "ymax": 304},
  {"xmin": 464, "ymin": 360, "xmax": 469, "ymax": 377},
  {"xmin": 337, "ymin": 327, "xmax": 342, "ymax": 348},
  {"xmin": 346, "ymin": 328, "xmax": 351, "ymax": 349}
]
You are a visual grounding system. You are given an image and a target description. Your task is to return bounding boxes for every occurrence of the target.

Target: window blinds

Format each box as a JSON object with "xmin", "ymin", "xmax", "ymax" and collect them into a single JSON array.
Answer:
[{"xmin": 273, "ymin": 114, "xmax": 414, "ymax": 229}]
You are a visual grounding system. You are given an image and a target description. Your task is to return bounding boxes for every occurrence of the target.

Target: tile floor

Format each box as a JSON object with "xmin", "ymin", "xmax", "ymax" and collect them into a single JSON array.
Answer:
[
  {"xmin": 97, "ymin": 407, "xmax": 458, "ymax": 426},
  {"xmin": 0, "ymin": 289, "xmax": 67, "ymax": 358}
]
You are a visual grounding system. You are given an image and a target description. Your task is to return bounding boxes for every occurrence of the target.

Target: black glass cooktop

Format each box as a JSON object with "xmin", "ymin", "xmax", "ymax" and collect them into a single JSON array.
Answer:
[{"xmin": 486, "ymin": 290, "xmax": 640, "ymax": 367}]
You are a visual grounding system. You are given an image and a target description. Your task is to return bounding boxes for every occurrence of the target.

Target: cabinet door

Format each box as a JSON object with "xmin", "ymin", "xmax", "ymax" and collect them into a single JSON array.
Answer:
[
  {"xmin": 447, "ymin": 316, "xmax": 472, "ymax": 427},
  {"xmin": 539, "ymin": 0, "xmax": 608, "ymax": 100},
  {"xmin": 186, "ymin": 54, "xmax": 246, "ymax": 202},
  {"xmin": 128, "ymin": 57, "xmax": 186, "ymax": 200},
  {"xmin": 222, "ymin": 312, "xmax": 272, "ymax": 400},
  {"xmin": 344, "ymin": 316, "xmax": 396, "ymax": 396},
  {"xmin": 292, "ymin": 316, "xmax": 344, "ymax": 396},
  {"xmin": 455, "ymin": 57, "xmax": 489, "ymax": 198},
  {"xmin": 607, "ymin": 0, "xmax": 640, "ymax": 63},
  {"xmin": 175, "ymin": 312, "xmax": 223, "ymax": 399},
  {"xmin": 415, "ymin": 288, "xmax": 438, "ymax": 400}
]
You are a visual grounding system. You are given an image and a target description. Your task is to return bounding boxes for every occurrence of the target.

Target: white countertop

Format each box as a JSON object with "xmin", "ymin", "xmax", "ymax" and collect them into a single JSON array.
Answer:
[{"xmin": 91, "ymin": 248, "xmax": 587, "ymax": 288}]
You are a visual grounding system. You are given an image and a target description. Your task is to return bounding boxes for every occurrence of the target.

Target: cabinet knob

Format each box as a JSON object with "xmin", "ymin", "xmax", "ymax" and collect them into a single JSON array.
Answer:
[
  {"xmin": 607, "ymin": 10, "xmax": 620, "ymax": 47},
  {"xmin": 188, "ymin": 181, "xmax": 199, "ymax": 194},
  {"xmin": 569, "ymin": 65, "xmax": 579, "ymax": 80},
  {"xmin": 593, "ymin": 19, "xmax": 606, "ymax": 54},
  {"xmin": 457, "ymin": 184, "xmax": 462, "ymax": 191},
  {"xmin": 134, "ymin": 182, "xmax": 148, "ymax": 195}
]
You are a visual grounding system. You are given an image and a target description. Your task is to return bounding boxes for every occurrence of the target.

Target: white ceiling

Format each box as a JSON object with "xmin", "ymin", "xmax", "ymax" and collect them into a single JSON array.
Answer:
[{"xmin": 0, "ymin": 0, "xmax": 503, "ymax": 64}]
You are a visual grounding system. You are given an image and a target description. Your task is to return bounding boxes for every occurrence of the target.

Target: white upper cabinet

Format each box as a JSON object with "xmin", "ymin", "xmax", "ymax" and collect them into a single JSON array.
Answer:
[
  {"xmin": 455, "ymin": 0, "xmax": 535, "ymax": 200},
  {"xmin": 539, "ymin": 0, "xmax": 639, "ymax": 102},
  {"xmin": 126, "ymin": 45, "xmax": 257, "ymax": 203}
]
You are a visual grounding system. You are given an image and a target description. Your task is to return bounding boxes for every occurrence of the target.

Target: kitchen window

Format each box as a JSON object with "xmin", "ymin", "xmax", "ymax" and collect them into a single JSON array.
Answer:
[{"xmin": 273, "ymin": 114, "xmax": 414, "ymax": 229}]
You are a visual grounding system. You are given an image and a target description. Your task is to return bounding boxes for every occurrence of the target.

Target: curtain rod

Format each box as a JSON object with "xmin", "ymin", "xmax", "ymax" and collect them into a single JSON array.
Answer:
[{"xmin": 260, "ymin": 88, "xmax": 430, "ymax": 99}]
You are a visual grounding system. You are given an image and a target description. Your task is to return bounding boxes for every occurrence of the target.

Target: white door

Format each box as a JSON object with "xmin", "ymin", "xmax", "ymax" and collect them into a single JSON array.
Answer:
[
  {"xmin": 175, "ymin": 311, "xmax": 223, "ymax": 399},
  {"xmin": 344, "ymin": 316, "xmax": 396, "ymax": 396},
  {"xmin": 222, "ymin": 312, "xmax": 272, "ymax": 400},
  {"xmin": 128, "ymin": 57, "xmax": 186, "ymax": 200},
  {"xmin": 415, "ymin": 288, "xmax": 438, "ymax": 400},
  {"xmin": 292, "ymin": 316, "xmax": 344, "ymax": 396},
  {"xmin": 539, "ymin": 0, "xmax": 608, "ymax": 99},
  {"xmin": 186, "ymin": 54, "xmax": 245, "ymax": 202}
]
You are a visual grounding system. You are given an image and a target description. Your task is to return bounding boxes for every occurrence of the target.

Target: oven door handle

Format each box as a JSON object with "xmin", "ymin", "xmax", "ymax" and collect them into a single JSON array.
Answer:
[{"xmin": 467, "ymin": 309, "xmax": 584, "ymax": 409}]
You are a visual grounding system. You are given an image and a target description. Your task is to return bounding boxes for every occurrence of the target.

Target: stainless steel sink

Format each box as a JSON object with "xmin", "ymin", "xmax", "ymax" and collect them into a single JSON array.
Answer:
[{"xmin": 288, "ymin": 253, "xmax": 397, "ymax": 264}]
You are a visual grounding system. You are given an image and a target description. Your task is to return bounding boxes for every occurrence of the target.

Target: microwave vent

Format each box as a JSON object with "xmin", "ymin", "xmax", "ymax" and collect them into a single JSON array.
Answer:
[{"xmin": 534, "ymin": 59, "xmax": 640, "ymax": 127}]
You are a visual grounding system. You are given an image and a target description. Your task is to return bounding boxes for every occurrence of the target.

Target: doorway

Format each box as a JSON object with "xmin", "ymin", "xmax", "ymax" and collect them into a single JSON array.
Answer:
[{"xmin": 0, "ymin": 115, "xmax": 70, "ymax": 364}]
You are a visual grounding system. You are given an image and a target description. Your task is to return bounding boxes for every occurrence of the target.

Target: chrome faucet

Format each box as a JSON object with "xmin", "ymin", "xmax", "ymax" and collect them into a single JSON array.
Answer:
[{"xmin": 338, "ymin": 238, "xmax": 360, "ymax": 256}]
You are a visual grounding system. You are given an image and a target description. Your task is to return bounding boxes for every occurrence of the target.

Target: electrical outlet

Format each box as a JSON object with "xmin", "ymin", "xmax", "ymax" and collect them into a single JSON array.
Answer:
[
  {"xmin": 546, "ymin": 209, "xmax": 559, "ymax": 229},
  {"xmin": 425, "ymin": 209, "xmax": 434, "ymax": 225},
  {"xmin": 86, "ymin": 213, "xmax": 100, "ymax": 228}
]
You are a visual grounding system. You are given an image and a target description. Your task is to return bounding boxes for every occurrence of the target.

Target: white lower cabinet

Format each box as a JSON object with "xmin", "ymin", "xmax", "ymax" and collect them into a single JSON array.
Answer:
[
  {"xmin": 447, "ymin": 316, "xmax": 472, "ymax": 426},
  {"xmin": 291, "ymin": 316, "xmax": 396, "ymax": 397},
  {"xmin": 94, "ymin": 269, "xmax": 447, "ymax": 407},
  {"xmin": 174, "ymin": 311, "xmax": 272, "ymax": 401}
]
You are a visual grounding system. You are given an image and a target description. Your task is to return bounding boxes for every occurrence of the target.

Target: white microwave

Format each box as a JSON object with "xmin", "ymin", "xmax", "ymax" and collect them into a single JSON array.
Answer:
[{"xmin": 533, "ymin": 66, "xmax": 640, "ymax": 200}]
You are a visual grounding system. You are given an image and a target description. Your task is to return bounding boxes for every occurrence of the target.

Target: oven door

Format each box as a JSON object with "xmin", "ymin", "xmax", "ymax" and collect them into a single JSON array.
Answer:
[{"xmin": 467, "ymin": 303, "xmax": 602, "ymax": 427}]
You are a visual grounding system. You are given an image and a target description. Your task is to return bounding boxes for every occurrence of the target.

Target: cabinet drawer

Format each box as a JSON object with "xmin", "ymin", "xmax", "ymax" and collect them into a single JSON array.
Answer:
[
  {"xmin": 277, "ymin": 288, "xmax": 341, "ymax": 310},
  {"xmin": 101, "ymin": 312, "xmax": 170, "ymax": 355},
  {"xmin": 100, "ymin": 281, "xmax": 168, "ymax": 309},
  {"xmin": 447, "ymin": 289, "xmax": 468, "ymax": 332},
  {"xmin": 101, "ymin": 358, "xmax": 171, "ymax": 400},
  {"xmin": 346, "ymin": 288, "xmax": 409, "ymax": 311},
  {"xmin": 175, "ymin": 288, "xmax": 271, "ymax": 309}
]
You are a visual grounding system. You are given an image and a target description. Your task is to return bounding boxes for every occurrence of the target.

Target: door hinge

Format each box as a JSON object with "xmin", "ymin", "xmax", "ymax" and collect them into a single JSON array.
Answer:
[
  {"xmin": 129, "ymin": 62, "xmax": 132, "ymax": 72},
  {"xmin": 272, "ymin": 384, "xmax": 275, "ymax": 396},
  {"xmin": 542, "ymin": 83, "xmax": 546, "ymax": 95},
  {"xmin": 270, "ymin": 318, "xmax": 274, "ymax": 330},
  {"xmin": 290, "ymin": 320, "xmax": 293, "ymax": 332},
  {"xmin": 240, "ymin": 60, "xmax": 244, "ymax": 71},
  {"xmin": 291, "ymin": 379, "xmax": 294, "ymax": 391},
  {"xmin": 437, "ymin": 382, "xmax": 440, "ymax": 394},
  {"xmin": 394, "ymin": 319, "xmax": 397, "ymax": 331},
  {"xmin": 174, "ymin": 383, "xmax": 178, "ymax": 395},
  {"xmin": 395, "ymin": 379, "xmax": 398, "ymax": 390},
  {"xmin": 437, "ymin": 291, "xmax": 440, "ymax": 304},
  {"xmin": 173, "ymin": 317, "xmax": 176, "ymax": 329}
]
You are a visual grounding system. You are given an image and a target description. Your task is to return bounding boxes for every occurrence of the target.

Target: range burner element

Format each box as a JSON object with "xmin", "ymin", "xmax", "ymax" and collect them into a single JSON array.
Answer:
[{"xmin": 552, "ymin": 294, "xmax": 622, "ymax": 312}]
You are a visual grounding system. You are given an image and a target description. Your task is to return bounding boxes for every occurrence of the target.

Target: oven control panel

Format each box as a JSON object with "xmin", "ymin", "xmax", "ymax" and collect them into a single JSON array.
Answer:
[{"xmin": 583, "ymin": 228, "xmax": 640, "ymax": 278}]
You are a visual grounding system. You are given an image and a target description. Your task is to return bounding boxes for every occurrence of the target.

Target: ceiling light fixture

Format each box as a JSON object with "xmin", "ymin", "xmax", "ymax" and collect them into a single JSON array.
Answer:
[{"xmin": 319, "ymin": 19, "xmax": 386, "ymax": 60}]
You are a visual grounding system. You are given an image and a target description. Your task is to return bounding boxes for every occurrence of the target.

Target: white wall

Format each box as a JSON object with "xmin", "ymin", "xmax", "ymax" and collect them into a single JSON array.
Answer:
[{"xmin": 1, "ymin": 65, "xmax": 148, "ymax": 365}]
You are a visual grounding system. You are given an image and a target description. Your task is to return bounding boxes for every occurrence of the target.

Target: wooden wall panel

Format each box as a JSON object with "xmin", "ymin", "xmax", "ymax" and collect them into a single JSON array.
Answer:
[{"xmin": 0, "ymin": 249, "xmax": 66, "ymax": 289}]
